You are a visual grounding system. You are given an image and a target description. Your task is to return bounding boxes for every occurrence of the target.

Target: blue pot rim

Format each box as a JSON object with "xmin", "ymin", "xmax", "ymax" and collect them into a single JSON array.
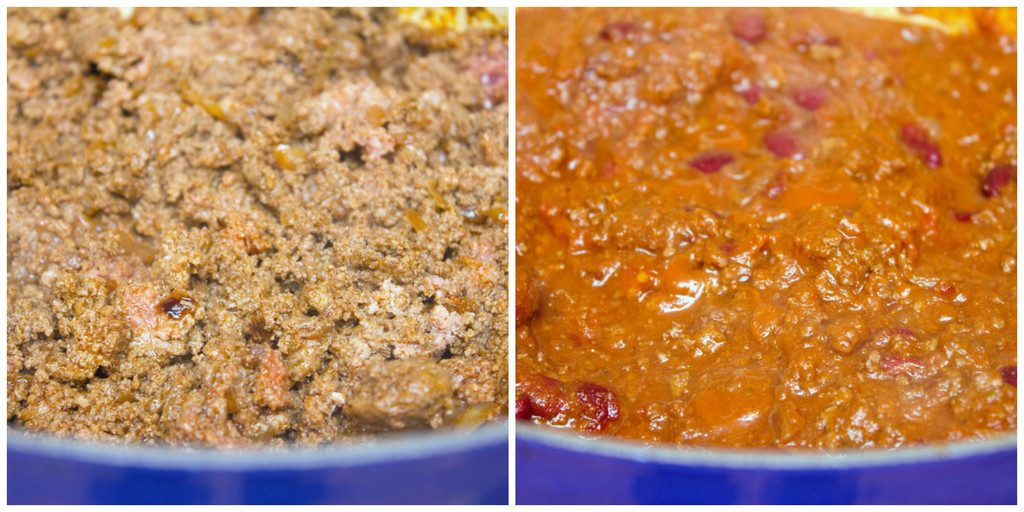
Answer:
[
  {"xmin": 517, "ymin": 424, "xmax": 1016, "ymax": 469},
  {"xmin": 8, "ymin": 422, "xmax": 508, "ymax": 471}
]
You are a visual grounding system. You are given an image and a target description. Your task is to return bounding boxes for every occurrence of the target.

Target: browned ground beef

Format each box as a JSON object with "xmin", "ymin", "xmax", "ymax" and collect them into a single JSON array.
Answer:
[{"xmin": 7, "ymin": 7, "xmax": 508, "ymax": 446}]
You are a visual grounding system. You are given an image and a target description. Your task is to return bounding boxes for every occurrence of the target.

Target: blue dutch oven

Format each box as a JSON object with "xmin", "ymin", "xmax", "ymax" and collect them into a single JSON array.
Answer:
[
  {"xmin": 8, "ymin": 423, "xmax": 507, "ymax": 505},
  {"xmin": 517, "ymin": 425, "xmax": 1015, "ymax": 505}
]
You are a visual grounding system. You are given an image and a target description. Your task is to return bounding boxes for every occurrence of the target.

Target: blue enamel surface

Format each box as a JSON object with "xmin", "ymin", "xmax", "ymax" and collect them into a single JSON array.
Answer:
[
  {"xmin": 516, "ymin": 427, "xmax": 1016, "ymax": 505},
  {"xmin": 8, "ymin": 425, "xmax": 508, "ymax": 505}
]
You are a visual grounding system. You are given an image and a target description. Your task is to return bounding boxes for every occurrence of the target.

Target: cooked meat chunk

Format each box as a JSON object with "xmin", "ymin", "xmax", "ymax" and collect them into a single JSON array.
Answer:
[{"xmin": 347, "ymin": 359, "xmax": 454, "ymax": 429}]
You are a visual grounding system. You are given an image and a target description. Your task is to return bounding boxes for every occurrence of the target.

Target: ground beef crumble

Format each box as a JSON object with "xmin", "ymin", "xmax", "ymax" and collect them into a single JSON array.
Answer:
[{"xmin": 7, "ymin": 7, "xmax": 508, "ymax": 446}]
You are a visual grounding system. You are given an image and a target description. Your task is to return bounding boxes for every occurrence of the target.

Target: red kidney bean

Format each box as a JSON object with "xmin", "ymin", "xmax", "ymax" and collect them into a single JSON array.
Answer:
[
  {"xmin": 515, "ymin": 396, "xmax": 534, "ymax": 420},
  {"xmin": 763, "ymin": 130, "xmax": 799, "ymax": 158},
  {"xmin": 1001, "ymin": 365, "xmax": 1016, "ymax": 387},
  {"xmin": 689, "ymin": 151, "xmax": 734, "ymax": 174},
  {"xmin": 900, "ymin": 122, "xmax": 943, "ymax": 168},
  {"xmin": 792, "ymin": 86, "xmax": 827, "ymax": 110},
  {"xmin": 953, "ymin": 210, "xmax": 974, "ymax": 222},
  {"xmin": 731, "ymin": 11, "xmax": 767, "ymax": 44},
  {"xmin": 881, "ymin": 353, "xmax": 926, "ymax": 379},
  {"xmin": 599, "ymin": 21, "xmax": 639, "ymax": 41},
  {"xmin": 574, "ymin": 382, "xmax": 620, "ymax": 431},
  {"xmin": 520, "ymin": 374, "xmax": 569, "ymax": 420},
  {"xmin": 742, "ymin": 83, "xmax": 762, "ymax": 105},
  {"xmin": 982, "ymin": 165, "xmax": 1016, "ymax": 197}
]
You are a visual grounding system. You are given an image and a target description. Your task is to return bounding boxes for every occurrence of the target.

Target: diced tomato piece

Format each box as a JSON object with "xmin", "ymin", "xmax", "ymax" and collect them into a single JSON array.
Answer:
[
  {"xmin": 764, "ymin": 172, "xmax": 786, "ymax": 199},
  {"xmin": 256, "ymin": 348, "xmax": 289, "ymax": 410},
  {"xmin": 936, "ymin": 282, "xmax": 957, "ymax": 299},
  {"xmin": 538, "ymin": 203, "xmax": 573, "ymax": 240},
  {"xmin": 890, "ymin": 326, "xmax": 918, "ymax": 340},
  {"xmin": 789, "ymin": 28, "xmax": 840, "ymax": 47},
  {"xmin": 515, "ymin": 273, "xmax": 541, "ymax": 324},
  {"xmin": 864, "ymin": 326, "xmax": 918, "ymax": 349}
]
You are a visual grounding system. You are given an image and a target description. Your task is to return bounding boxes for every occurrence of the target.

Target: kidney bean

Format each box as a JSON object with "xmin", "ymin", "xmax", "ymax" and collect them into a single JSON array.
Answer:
[
  {"xmin": 574, "ymin": 382, "xmax": 620, "ymax": 431},
  {"xmin": 515, "ymin": 396, "xmax": 534, "ymax": 420},
  {"xmin": 599, "ymin": 21, "xmax": 639, "ymax": 41},
  {"xmin": 1001, "ymin": 365, "xmax": 1016, "ymax": 387},
  {"xmin": 689, "ymin": 151, "xmax": 734, "ymax": 174},
  {"xmin": 742, "ymin": 83, "xmax": 762, "ymax": 105},
  {"xmin": 953, "ymin": 210, "xmax": 974, "ymax": 222},
  {"xmin": 792, "ymin": 86, "xmax": 827, "ymax": 110},
  {"xmin": 731, "ymin": 11, "xmax": 767, "ymax": 44},
  {"xmin": 519, "ymin": 374, "xmax": 569, "ymax": 420},
  {"xmin": 982, "ymin": 165, "xmax": 1016, "ymax": 197},
  {"xmin": 881, "ymin": 353, "xmax": 926, "ymax": 379},
  {"xmin": 763, "ymin": 130, "xmax": 799, "ymax": 158},
  {"xmin": 900, "ymin": 122, "xmax": 943, "ymax": 168}
]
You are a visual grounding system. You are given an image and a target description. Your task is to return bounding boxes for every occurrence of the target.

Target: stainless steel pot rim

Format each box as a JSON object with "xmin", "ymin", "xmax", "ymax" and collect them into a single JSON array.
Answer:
[
  {"xmin": 518, "ymin": 424, "xmax": 1017, "ymax": 469},
  {"xmin": 7, "ymin": 422, "xmax": 508, "ymax": 470}
]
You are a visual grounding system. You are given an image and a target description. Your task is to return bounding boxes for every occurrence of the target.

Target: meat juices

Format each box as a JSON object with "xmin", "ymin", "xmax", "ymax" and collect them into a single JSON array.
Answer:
[
  {"xmin": 516, "ymin": 8, "xmax": 1016, "ymax": 448},
  {"xmin": 8, "ymin": 8, "xmax": 508, "ymax": 446}
]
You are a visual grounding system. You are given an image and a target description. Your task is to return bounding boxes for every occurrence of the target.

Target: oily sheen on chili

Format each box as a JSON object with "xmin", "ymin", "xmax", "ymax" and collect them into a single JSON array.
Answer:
[{"xmin": 515, "ymin": 8, "xmax": 1016, "ymax": 449}]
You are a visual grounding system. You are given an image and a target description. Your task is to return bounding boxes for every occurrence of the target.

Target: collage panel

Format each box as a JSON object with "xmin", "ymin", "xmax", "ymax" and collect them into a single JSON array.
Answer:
[
  {"xmin": 4, "ymin": 3, "xmax": 1019, "ymax": 509},
  {"xmin": 514, "ymin": 6, "xmax": 1016, "ymax": 505},
  {"xmin": 7, "ymin": 6, "xmax": 508, "ymax": 505}
]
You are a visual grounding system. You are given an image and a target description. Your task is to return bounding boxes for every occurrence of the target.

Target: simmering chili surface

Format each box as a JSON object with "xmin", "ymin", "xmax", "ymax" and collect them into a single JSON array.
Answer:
[{"xmin": 515, "ymin": 8, "xmax": 1017, "ymax": 448}]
